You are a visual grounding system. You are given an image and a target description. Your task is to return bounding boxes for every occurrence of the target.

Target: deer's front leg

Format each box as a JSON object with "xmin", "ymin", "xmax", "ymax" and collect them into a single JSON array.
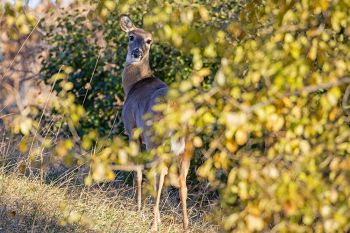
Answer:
[{"xmin": 129, "ymin": 137, "xmax": 143, "ymax": 212}]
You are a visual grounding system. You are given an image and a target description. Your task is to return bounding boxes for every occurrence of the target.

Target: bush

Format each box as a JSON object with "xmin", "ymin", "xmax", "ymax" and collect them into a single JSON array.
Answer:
[{"xmin": 141, "ymin": 1, "xmax": 350, "ymax": 232}]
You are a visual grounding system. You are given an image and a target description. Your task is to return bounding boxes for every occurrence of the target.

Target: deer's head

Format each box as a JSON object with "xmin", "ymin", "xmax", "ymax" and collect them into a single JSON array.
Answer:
[{"xmin": 120, "ymin": 15, "xmax": 153, "ymax": 65}]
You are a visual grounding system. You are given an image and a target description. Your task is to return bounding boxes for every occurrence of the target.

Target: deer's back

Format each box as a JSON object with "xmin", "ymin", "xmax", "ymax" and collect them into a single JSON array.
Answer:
[{"xmin": 122, "ymin": 77, "xmax": 168, "ymax": 147}]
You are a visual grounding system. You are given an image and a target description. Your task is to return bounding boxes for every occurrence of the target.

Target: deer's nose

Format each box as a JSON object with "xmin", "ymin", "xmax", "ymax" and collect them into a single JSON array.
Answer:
[{"xmin": 132, "ymin": 48, "xmax": 143, "ymax": 59}]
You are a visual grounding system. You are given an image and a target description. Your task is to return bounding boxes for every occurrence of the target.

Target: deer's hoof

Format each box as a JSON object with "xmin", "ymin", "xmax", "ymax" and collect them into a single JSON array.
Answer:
[{"xmin": 151, "ymin": 223, "xmax": 158, "ymax": 232}]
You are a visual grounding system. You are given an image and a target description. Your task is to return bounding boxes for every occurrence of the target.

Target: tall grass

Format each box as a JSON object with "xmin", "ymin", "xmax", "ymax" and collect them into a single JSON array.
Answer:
[{"xmin": 0, "ymin": 133, "xmax": 218, "ymax": 232}]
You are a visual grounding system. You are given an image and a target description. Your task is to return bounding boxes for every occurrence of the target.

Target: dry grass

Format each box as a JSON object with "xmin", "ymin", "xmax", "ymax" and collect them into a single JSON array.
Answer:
[
  {"xmin": 0, "ymin": 168, "xmax": 219, "ymax": 233},
  {"xmin": 0, "ymin": 132, "xmax": 219, "ymax": 233}
]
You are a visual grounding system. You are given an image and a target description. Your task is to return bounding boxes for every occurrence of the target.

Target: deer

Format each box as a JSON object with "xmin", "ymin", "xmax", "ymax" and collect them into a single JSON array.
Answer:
[{"xmin": 119, "ymin": 15, "xmax": 192, "ymax": 231}]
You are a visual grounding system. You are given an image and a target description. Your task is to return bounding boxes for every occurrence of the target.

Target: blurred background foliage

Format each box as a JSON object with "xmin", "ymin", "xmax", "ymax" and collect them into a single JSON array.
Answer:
[
  {"xmin": 0, "ymin": 1, "xmax": 37, "ymax": 40},
  {"xmin": 40, "ymin": 4, "xmax": 194, "ymax": 136},
  {"xmin": 2, "ymin": 0, "xmax": 350, "ymax": 232}
]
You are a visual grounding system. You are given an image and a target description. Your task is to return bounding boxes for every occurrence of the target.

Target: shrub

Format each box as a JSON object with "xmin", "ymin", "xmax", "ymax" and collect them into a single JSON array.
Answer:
[{"xmin": 141, "ymin": 0, "xmax": 350, "ymax": 231}]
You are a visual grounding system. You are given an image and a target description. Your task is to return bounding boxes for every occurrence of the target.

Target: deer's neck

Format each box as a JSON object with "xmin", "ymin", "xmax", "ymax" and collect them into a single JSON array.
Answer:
[{"xmin": 122, "ymin": 58, "xmax": 152, "ymax": 96}]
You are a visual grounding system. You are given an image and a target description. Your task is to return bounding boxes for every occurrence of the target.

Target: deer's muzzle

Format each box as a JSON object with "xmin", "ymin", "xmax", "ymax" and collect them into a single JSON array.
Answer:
[{"xmin": 131, "ymin": 48, "xmax": 143, "ymax": 59}]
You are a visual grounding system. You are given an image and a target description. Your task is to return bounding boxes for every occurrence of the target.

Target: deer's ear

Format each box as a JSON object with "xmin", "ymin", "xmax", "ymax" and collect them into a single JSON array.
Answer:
[{"xmin": 120, "ymin": 15, "xmax": 135, "ymax": 32}]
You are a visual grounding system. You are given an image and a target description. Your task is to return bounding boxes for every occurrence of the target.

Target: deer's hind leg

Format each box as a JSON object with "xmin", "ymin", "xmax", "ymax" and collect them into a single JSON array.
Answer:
[
  {"xmin": 151, "ymin": 167, "xmax": 168, "ymax": 231},
  {"xmin": 136, "ymin": 166, "xmax": 143, "ymax": 211},
  {"xmin": 179, "ymin": 154, "xmax": 190, "ymax": 231},
  {"xmin": 178, "ymin": 138, "xmax": 193, "ymax": 231}
]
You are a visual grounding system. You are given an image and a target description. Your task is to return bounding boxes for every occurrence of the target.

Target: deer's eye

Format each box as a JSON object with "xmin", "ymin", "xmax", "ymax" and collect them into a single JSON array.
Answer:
[
  {"xmin": 146, "ymin": 39, "xmax": 152, "ymax": 44},
  {"xmin": 129, "ymin": 35, "xmax": 134, "ymax": 41}
]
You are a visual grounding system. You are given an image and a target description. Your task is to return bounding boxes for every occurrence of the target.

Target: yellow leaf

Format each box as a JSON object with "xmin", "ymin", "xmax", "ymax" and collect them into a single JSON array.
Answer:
[
  {"xmin": 193, "ymin": 136, "xmax": 203, "ymax": 147},
  {"xmin": 320, "ymin": 0, "xmax": 329, "ymax": 12},
  {"xmin": 246, "ymin": 215, "xmax": 264, "ymax": 231},
  {"xmin": 19, "ymin": 140, "xmax": 28, "ymax": 153},
  {"xmin": 226, "ymin": 140, "xmax": 238, "ymax": 153},
  {"xmin": 62, "ymin": 66, "xmax": 74, "ymax": 74},
  {"xmin": 235, "ymin": 129, "xmax": 248, "ymax": 145},
  {"xmin": 202, "ymin": 112, "xmax": 216, "ymax": 124},
  {"xmin": 223, "ymin": 213, "xmax": 239, "ymax": 230},
  {"xmin": 20, "ymin": 118, "xmax": 32, "ymax": 135},
  {"xmin": 204, "ymin": 43, "xmax": 217, "ymax": 58},
  {"xmin": 84, "ymin": 176, "xmax": 93, "ymax": 186},
  {"xmin": 308, "ymin": 39, "xmax": 318, "ymax": 61},
  {"xmin": 198, "ymin": 6, "xmax": 209, "ymax": 21}
]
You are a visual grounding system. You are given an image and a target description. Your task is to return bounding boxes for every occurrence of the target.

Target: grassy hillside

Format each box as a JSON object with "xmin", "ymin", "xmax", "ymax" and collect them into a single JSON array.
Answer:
[{"xmin": 0, "ymin": 170, "xmax": 218, "ymax": 233}]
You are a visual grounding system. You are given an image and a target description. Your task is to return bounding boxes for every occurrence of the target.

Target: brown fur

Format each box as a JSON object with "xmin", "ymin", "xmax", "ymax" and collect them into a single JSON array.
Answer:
[{"xmin": 122, "ymin": 56, "xmax": 152, "ymax": 96}]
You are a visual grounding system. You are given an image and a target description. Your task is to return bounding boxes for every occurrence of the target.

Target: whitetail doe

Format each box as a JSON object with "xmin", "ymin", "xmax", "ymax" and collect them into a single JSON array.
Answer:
[{"xmin": 119, "ymin": 15, "xmax": 192, "ymax": 231}]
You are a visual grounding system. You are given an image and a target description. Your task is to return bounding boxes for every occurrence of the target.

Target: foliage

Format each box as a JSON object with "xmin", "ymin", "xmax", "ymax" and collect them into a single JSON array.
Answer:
[
  {"xmin": 145, "ymin": 1, "xmax": 350, "ymax": 232},
  {"xmin": 40, "ymin": 4, "xmax": 193, "ymax": 136},
  {"xmin": 5, "ymin": 0, "xmax": 350, "ymax": 232}
]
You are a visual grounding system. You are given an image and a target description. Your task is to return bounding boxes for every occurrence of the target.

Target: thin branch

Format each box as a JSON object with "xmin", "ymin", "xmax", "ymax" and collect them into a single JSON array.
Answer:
[
  {"xmin": 342, "ymin": 84, "xmax": 350, "ymax": 112},
  {"xmin": 27, "ymin": 65, "xmax": 63, "ymax": 158},
  {"xmin": 0, "ymin": 17, "xmax": 43, "ymax": 82},
  {"xmin": 82, "ymin": 49, "xmax": 102, "ymax": 105},
  {"xmin": 248, "ymin": 77, "xmax": 350, "ymax": 113},
  {"xmin": 0, "ymin": 113, "xmax": 14, "ymax": 119},
  {"xmin": 113, "ymin": 164, "xmax": 144, "ymax": 171}
]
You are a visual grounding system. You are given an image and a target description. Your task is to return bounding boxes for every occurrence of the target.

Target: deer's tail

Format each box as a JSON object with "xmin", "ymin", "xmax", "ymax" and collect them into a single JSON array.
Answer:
[
  {"xmin": 170, "ymin": 135, "xmax": 185, "ymax": 155},
  {"xmin": 167, "ymin": 100, "xmax": 186, "ymax": 155}
]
